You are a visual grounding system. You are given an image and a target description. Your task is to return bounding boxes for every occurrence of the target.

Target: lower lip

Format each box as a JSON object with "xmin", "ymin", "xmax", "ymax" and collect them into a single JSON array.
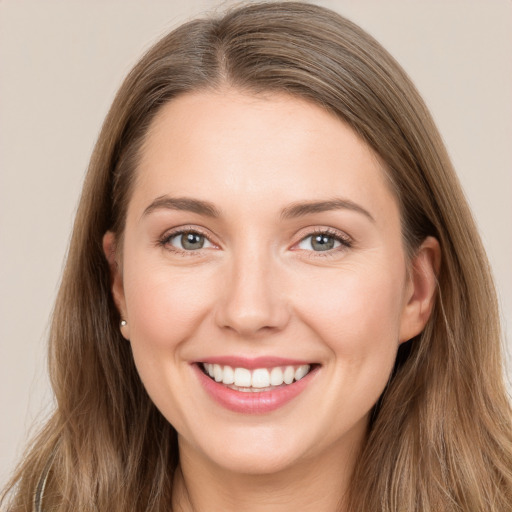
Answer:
[{"xmin": 193, "ymin": 364, "xmax": 317, "ymax": 414}]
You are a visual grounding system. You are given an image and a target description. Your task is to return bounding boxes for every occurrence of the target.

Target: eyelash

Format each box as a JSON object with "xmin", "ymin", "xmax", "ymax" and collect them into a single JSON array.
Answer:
[
  {"xmin": 295, "ymin": 228, "xmax": 353, "ymax": 251},
  {"xmin": 157, "ymin": 226, "xmax": 214, "ymax": 256},
  {"xmin": 157, "ymin": 227, "xmax": 353, "ymax": 256}
]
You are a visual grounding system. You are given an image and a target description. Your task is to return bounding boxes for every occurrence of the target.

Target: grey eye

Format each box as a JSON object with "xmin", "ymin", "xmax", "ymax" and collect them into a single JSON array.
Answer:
[
  {"xmin": 169, "ymin": 232, "xmax": 212, "ymax": 250},
  {"xmin": 298, "ymin": 234, "xmax": 341, "ymax": 251}
]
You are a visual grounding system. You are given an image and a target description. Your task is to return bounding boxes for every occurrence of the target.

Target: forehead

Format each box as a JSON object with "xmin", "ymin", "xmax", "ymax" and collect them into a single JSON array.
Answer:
[{"xmin": 130, "ymin": 89, "xmax": 397, "ymax": 224}]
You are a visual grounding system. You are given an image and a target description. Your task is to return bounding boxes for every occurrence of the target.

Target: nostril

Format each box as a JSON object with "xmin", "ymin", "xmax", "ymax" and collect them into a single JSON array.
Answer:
[
  {"xmin": 215, "ymin": 293, "xmax": 291, "ymax": 336},
  {"xmin": 213, "ymin": 258, "xmax": 291, "ymax": 335}
]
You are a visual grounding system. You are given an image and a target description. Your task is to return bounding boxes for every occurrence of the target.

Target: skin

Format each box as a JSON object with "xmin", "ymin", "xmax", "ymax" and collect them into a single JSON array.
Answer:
[{"xmin": 104, "ymin": 89, "xmax": 439, "ymax": 511}]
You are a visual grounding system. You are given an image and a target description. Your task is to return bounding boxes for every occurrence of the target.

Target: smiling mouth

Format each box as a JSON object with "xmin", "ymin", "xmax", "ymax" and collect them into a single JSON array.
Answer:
[{"xmin": 200, "ymin": 363, "xmax": 314, "ymax": 392}]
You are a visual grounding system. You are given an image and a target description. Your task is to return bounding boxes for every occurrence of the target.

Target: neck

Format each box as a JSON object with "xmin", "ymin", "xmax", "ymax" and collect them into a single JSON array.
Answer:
[{"xmin": 171, "ymin": 430, "xmax": 365, "ymax": 512}]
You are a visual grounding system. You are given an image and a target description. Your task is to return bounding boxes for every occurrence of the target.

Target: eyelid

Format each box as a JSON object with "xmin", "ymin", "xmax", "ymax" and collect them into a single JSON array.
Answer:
[
  {"xmin": 169, "ymin": 232, "xmax": 214, "ymax": 250},
  {"xmin": 158, "ymin": 225, "xmax": 219, "ymax": 253},
  {"xmin": 291, "ymin": 227, "xmax": 353, "ymax": 252},
  {"xmin": 157, "ymin": 225, "xmax": 353, "ymax": 255}
]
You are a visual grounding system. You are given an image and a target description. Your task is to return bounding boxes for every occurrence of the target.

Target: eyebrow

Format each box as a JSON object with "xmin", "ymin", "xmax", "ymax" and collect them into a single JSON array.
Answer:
[
  {"xmin": 141, "ymin": 195, "xmax": 374, "ymax": 223},
  {"xmin": 280, "ymin": 198, "xmax": 375, "ymax": 223},
  {"xmin": 142, "ymin": 196, "xmax": 220, "ymax": 218}
]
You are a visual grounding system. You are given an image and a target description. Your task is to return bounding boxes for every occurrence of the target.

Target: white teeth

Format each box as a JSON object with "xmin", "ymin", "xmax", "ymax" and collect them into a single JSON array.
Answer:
[
  {"xmin": 222, "ymin": 365, "xmax": 234, "ymax": 385},
  {"xmin": 234, "ymin": 367, "xmax": 252, "ymax": 387},
  {"xmin": 283, "ymin": 366, "xmax": 295, "ymax": 384},
  {"xmin": 251, "ymin": 368, "xmax": 270, "ymax": 388},
  {"xmin": 213, "ymin": 364, "xmax": 223, "ymax": 382},
  {"xmin": 270, "ymin": 367, "xmax": 284, "ymax": 386},
  {"xmin": 295, "ymin": 365, "xmax": 309, "ymax": 381},
  {"xmin": 202, "ymin": 363, "xmax": 311, "ymax": 389}
]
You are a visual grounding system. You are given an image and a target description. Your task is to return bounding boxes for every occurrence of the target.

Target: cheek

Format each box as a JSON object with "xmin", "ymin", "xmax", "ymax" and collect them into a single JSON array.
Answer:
[
  {"xmin": 299, "ymin": 261, "xmax": 405, "ymax": 366},
  {"xmin": 121, "ymin": 261, "xmax": 218, "ymax": 430},
  {"xmin": 122, "ymin": 259, "xmax": 217, "ymax": 356}
]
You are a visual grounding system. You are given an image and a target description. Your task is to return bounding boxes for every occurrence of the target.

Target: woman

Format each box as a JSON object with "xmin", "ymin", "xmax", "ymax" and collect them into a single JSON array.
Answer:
[{"xmin": 2, "ymin": 2, "xmax": 511, "ymax": 511}]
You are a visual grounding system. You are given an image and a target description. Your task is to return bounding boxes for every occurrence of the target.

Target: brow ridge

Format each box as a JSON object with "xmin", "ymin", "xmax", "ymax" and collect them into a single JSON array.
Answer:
[
  {"xmin": 142, "ymin": 196, "xmax": 220, "ymax": 218},
  {"xmin": 142, "ymin": 195, "xmax": 374, "ymax": 223},
  {"xmin": 280, "ymin": 198, "xmax": 375, "ymax": 222}
]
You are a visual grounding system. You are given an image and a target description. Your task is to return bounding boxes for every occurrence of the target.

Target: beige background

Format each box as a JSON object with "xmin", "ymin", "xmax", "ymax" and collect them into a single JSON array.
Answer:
[{"xmin": 1, "ymin": 0, "xmax": 511, "ymax": 485}]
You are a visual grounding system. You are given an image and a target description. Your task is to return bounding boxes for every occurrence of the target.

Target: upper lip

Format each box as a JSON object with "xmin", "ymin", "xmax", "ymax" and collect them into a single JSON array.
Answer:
[{"xmin": 194, "ymin": 356, "xmax": 315, "ymax": 369}]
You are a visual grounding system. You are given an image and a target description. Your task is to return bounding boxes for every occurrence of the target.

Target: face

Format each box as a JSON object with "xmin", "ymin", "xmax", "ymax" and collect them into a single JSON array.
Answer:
[{"xmin": 105, "ymin": 90, "xmax": 436, "ymax": 476}]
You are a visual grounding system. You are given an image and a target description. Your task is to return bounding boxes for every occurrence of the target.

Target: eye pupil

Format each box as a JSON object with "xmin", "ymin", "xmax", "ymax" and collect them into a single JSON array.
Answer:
[
  {"xmin": 182, "ymin": 232, "xmax": 204, "ymax": 250},
  {"xmin": 311, "ymin": 234, "xmax": 334, "ymax": 251}
]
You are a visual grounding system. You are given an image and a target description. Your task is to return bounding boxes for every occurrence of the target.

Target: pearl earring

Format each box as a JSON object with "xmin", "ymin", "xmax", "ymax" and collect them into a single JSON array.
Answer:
[{"xmin": 120, "ymin": 320, "xmax": 127, "ymax": 327}]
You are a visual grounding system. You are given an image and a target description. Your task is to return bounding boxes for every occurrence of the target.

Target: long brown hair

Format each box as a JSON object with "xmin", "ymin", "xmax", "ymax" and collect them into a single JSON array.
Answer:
[{"xmin": 2, "ymin": 2, "xmax": 511, "ymax": 511}]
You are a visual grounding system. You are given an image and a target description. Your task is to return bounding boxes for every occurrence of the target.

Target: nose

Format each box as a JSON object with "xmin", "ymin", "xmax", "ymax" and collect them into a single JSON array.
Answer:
[{"xmin": 214, "ymin": 246, "xmax": 290, "ymax": 337}]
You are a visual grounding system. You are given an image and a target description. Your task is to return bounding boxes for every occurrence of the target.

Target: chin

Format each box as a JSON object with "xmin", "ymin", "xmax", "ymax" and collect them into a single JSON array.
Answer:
[
  {"xmin": 181, "ymin": 424, "xmax": 310, "ymax": 476},
  {"xmin": 209, "ymin": 446, "xmax": 300, "ymax": 476}
]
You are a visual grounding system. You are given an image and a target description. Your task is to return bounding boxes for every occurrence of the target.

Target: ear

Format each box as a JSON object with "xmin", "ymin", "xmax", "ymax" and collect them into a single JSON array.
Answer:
[
  {"xmin": 103, "ymin": 231, "xmax": 130, "ymax": 339},
  {"xmin": 399, "ymin": 236, "xmax": 441, "ymax": 343}
]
